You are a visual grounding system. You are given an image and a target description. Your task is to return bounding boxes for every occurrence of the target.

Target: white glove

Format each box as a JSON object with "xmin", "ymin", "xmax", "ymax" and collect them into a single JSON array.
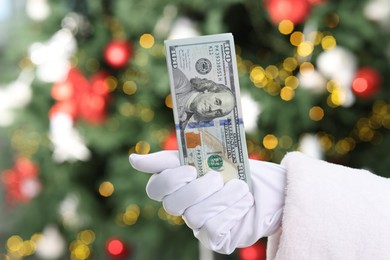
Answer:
[{"xmin": 129, "ymin": 150, "xmax": 286, "ymax": 254}]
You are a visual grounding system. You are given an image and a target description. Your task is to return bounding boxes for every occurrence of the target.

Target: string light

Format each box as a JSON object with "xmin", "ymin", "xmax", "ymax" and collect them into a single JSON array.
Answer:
[
  {"xmin": 335, "ymin": 138, "xmax": 356, "ymax": 154},
  {"xmin": 321, "ymin": 35, "xmax": 337, "ymax": 50},
  {"xmin": 135, "ymin": 141, "xmax": 150, "ymax": 154},
  {"xmin": 297, "ymin": 41, "xmax": 314, "ymax": 57},
  {"xmin": 99, "ymin": 181, "xmax": 114, "ymax": 197},
  {"xmin": 283, "ymin": 57, "xmax": 298, "ymax": 72},
  {"xmin": 6, "ymin": 235, "xmax": 37, "ymax": 257},
  {"xmin": 263, "ymin": 134, "xmax": 278, "ymax": 149},
  {"xmin": 280, "ymin": 86, "xmax": 295, "ymax": 101},
  {"xmin": 318, "ymin": 132, "xmax": 334, "ymax": 152},
  {"xmin": 250, "ymin": 66, "xmax": 267, "ymax": 87},
  {"xmin": 157, "ymin": 207, "xmax": 185, "ymax": 225},
  {"xmin": 290, "ymin": 31, "xmax": 304, "ymax": 46},
  {"xmin": 119, "ymin": 103, "xmax": 135, "ymax": 117},
  {"xmin": 106, "ymin": 239, "xmax": 126, "ymax": 256},
  {"xmin": 278, "ymin": 20, "xmax": 294, "ymax": 35},
  {"xmin": 77, "ymin": 230, "xmax": 95, "ymax": 245},
  {"xmin": 123, "ymin": 204, "xmax": 141, "ymax": 225},
  {"xmin": 72, "ymin": 243, "xmax": 90, "ymax": 260},
  {"xmin": 285, "ymin": 75, "xmax": 299, "ymax": 89},
  {"xmin": 139, "ymin": 107, "xmax": 154, "ymax": 122},
  {"xmin": 139, "ymin": 34, "xmax": 155, "ymax": 49},
  {"xmin": 326, "ymin": 80, "xmax": 346, "ymax": 107},
  {"xmin": 309, "ymin": 106, "xmax": 324, "ymax": 121},
  {"xmin": 122, "ymin": 81, "xmax": 137, "ymax": 95},
  {"xmin": 105, "ymin": 76, "xmax": 118, "ymax": 92},
  {"xmin": 279, "ymin": 136, "xmax": 293, "ymax": 149},
  {"xmin": 165, "ymin": 94, "xmax": 173, "ymax": 108},
  {"xmin": 299, "ymin": 61, "xmax": 314, "ymax": 75},
  {"xmin": 265, "ymin": 65, "xmax": 279, "ymax": 79}
]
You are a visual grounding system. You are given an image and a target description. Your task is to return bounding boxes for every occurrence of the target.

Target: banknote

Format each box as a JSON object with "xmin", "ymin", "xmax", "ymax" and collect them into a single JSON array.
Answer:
[{"xmin": 164, "ymin": 33, "xmax": 251, "ymax": 188}]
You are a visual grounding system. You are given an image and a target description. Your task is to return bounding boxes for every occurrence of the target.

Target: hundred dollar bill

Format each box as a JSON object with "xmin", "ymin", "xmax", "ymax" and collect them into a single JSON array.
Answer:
[{"xmin": 164, "ymin": 33, "xmax": 251, "ymax": 188}]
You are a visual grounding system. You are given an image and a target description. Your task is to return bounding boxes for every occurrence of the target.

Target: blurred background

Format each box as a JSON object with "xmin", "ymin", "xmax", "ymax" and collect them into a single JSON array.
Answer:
[{"xmin": 0, "ymin": 0, "xmax": 389, "ymax": 259}]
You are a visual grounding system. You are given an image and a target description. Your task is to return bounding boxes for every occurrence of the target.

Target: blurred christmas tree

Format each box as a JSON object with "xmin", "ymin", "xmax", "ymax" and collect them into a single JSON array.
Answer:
[{"xmin": 0, "ymin": 0, "xmax": 389, "ymax": 259}]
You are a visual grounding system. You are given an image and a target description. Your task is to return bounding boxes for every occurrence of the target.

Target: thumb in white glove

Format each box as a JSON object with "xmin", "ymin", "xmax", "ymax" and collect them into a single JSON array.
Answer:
[{"xmin": 129, "ymin": 150, "xmax": 286, "ymax": 254}]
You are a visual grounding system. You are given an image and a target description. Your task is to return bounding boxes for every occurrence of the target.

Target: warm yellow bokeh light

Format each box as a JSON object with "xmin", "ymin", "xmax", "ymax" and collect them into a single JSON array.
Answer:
[
  {"xmin": 165, "ymin": 94, "xmax": 173, "ymax": 108},
  {"xmin": 283, "ymin": 57, "xmax": 298, "ymax": 72},
  {"xmin": 328, "ymin": 87, "xmax": 346, "ymax": 107},
  {"xmin": 285, "ymin": 75, "xmax": 299, "ymax": 89},
  {"xmin": 250, "ymin": 66, "xmax": 266, "ymax": 83},
  {"xmin": 263, "ymin": 134, "xmax": 278, "ymax": 149},
  {"xmin": 265, "ymin": 65, "xmax": 279, "ymax": 79},
  {"xmin": 280, "ymin": 86, "xmax": 295, "ymax": 101},
  {"xmin": 279, "ymin": 135, "xmax": 293, "ymax": 149},
  {"xmin": 135, "ymin": 141, "xmax": 151, "ymax": 154},
  {"xmin": 299, "ymin": 62, "xmax": 315, "ymax": 76},
  {"xmin": 140, "ymin": 33, "xmax": 155, "ymax": 49},
  {"xmin": 322, "ymin": 35, "xmax": 337, "ymax": 50},
  {"xmin": 7, "ymin": 235, "xmax": 23, "ymax": 252},
  {"xmin": 99, "ymin": 181, "xmax": 114, "ymax": 197},
  {"xmin": 72, "ymin": 243, "xmax": 90, "ymax": 260},
  {"xmin": 105, "ymin": 76, "xmax": 118, "ymax": 91},
  {"xmin": 290, "ymin": 31, "xmax": 304, "ymax": 46},
  {"xmin": 278, "ymin": 20, "xmax": 294, "ymax": 35},
  {"xmin": 78, "ymin": 230, "xmax": 96, "ymax": 245},
  {"xmin": 123, "ymin": 204, "xmax": 140, "ymax": 225},
  {"xmin": 140, "ymin": 107, "xmax": 154, "ymax": 122},
  {"xmin": 297, "ymin": 41, "xmax": 314, "ymax": 57},
  {"xmin": 335, "ymin": 138, "xmax": 355, "ymax": 154},
  {"xmin": 123, "ymin": 81, "xmax": 137, "ymax": 95},
  {"xmin": 309, "ymin": 106, "xmax": 325, "ymax": 121}
]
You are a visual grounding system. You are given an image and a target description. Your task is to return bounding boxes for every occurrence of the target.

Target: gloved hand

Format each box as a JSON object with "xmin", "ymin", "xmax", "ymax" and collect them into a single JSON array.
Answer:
[{"xmin": 129, "ymin": 150, "xmax": 286, "ymax": 254}]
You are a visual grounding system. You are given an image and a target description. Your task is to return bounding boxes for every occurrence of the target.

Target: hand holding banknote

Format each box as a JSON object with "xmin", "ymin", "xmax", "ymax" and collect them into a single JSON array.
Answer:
[{"xmin": 129, "ymin": 151, "xmax": 286, "ymax": 254}]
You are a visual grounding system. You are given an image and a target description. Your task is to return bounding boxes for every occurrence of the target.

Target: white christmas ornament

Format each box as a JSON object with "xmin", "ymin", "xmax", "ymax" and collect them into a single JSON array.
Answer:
[
  {"xmin": 26, "ymin": 0, "xmax": 50, "ymax": 21},
  {"xmin": 49, "ymin": 112, "xmax": 91, "ymax": 162},
  {"xmin": 298, "ymin": 69, "xmax": 327, "ymax": 93},
  {"xmin": 58, "ymin": 193, "xmax": 85, "ymax": 229},
  {"xmin": 28, "ymin": 28, "xmax": 76, "ymax": 83},
  {"xmin": 364, "ymin": 0, "xmax": 390, "ymax": 31},
  {"xmin": 153, "ymin": 5, "xmax": 178, "ymax": 39},
  {"xmin": 0, "ymin": 70, "xmax": 34, "ymax": 127},
  {"xmin": 316, "ymin": 46, "xmax": 357, "ymax": 106},
  {"xmin": 167, "ymin": 17, "xmax": 200, "ymax": 40},
  {"xmin": 35, "ymin": 225, "xmax": 66, "ymax": 259},
  {"xmin": 241, "ymin": 93, "xmax": 262, "ymax": 133},
  {"xmin": 298, "ymin": 134, "xmax": 323, "ymax": 159}
]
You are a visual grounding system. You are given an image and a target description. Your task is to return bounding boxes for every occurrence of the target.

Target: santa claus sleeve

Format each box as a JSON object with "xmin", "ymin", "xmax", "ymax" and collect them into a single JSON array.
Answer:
[{"xmin": 266, "ymin": 152, "xmax": 390, "ymax": 260}]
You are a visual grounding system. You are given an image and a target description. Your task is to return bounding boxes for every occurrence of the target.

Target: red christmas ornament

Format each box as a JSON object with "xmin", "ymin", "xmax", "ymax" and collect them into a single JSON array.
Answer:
[
  {"xmin": 49, "ymin": 68, "xmax": 111, "ymax": 124},
  {"xmin": 1, "ymin": 157, "xmax": 41, "ymax": 205},
  {"xmin": 306, "ymin": 0, "xmax": 326, "ymax": 5},
  {"xmin": 51, "ymin": 81, "xmax": 74, "ymax": 101},
  {"xmin": 106, "ymin": 238, "xmax": 130, "ymax": 259},
  {"xmin": 90, "ymin": 71, "xmax": 111, "ymax": 97},
  {"xmin": 78, "ymin": 94, "xmax": 107, "ymax": 124},
  {"xmin": 265, "ymin": 0, "xmax": 311, "ymax": 25},
  {"xmin": 49, "ymin": 100, "xmax": 78, "ymax": 119},
  {"xmin": 239, "ymin": 239, "xmax": 267, "ymax": 260},
  {"xmin": 352, "ymin": 67, "xmax": 382, "ymax": 99},
  {"xmin": 77, "ymin": 71, "xmax": 111, "ymax": 124},
  {"xmin": 104, "ymin": 40, "xmax": 133, "ymax": 69},
  {"xmin": 162, "ymin": 132, "xmax": 178, "ymax": 150}
]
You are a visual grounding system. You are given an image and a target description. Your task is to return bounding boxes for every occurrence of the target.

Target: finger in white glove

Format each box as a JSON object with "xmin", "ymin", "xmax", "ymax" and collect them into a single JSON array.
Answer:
[{"xmin": 129, "ymin": 150, "xmax": 286, "ymax": 254}]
